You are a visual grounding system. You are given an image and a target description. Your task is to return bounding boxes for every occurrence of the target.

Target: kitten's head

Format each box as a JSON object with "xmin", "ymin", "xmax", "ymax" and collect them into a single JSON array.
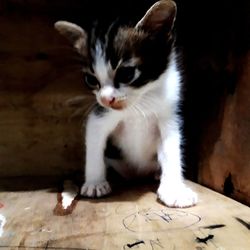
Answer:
[{"xmin": 55, "ymin": 0, "xmax": 176, "ymax": 110}]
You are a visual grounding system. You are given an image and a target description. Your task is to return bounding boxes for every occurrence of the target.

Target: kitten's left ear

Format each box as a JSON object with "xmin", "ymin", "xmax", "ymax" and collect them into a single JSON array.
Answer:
[
  {"xmin": 54, "ymin": 21, "xmax": 87, "ymax": 55},
  {"xmin": 136, "ymin": 0, "xmax": 177, "ymax": 35}
]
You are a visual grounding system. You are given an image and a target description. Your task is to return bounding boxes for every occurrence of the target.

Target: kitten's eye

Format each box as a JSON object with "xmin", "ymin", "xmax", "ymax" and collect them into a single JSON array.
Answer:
[
  {"xmin": 84, "ymin": 73, "xmax": 100, "ymax": 89},
  {"xmin": 116, "ymin": 66, "xmax": 136, "ymax": 84}
]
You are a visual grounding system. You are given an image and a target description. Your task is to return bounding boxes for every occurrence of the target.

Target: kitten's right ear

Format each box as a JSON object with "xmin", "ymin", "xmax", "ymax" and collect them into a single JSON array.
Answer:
[
  {"xmin": 136, "ymin": 0, "xmax": 177, "ymax": 35},
  {"xmin": 54, "ymin": 21, "xmax": 87, "ymax": 55}
]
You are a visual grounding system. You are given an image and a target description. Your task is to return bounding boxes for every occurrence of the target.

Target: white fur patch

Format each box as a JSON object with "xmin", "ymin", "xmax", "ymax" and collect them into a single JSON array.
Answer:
[
  {"xmin": 100, "ymin": 85, "xmax": 114, "ymax": 99},
  {"xmin": 110, "ymin": 54, "xmax": 181, "ymax": 169},
  {"xmin": 93, "ymin": 41, "xmax": 112, "ymax": 85},
  {"xmin": 157, "ymin": 183, "xmax": 198, "ymax": 208}
]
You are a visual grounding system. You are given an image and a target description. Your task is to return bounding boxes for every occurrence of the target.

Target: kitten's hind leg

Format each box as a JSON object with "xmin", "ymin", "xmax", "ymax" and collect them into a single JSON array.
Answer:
[
  {"xmin": 157, "ymin": 118, "xmax": 198, "ymax": 208},
  {"xmin": 80, "ymin": 109, "xmax": 120, "ymax": 198}
]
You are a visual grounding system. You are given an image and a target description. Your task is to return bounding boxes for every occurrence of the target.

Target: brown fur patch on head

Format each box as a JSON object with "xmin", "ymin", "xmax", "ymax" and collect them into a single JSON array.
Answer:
[{"xmin": 113, "ymin": 27, "xmax": 148, "ymax": 64}]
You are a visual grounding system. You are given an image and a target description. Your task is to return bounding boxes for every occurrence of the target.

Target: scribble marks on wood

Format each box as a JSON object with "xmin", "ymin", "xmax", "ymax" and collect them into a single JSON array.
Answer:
[
  {"xmin": 122, "ymin": 208, "xmax": 201, "ymax": 232},
  {"xmin": 126, "ymin": 240, "xmax": 145, "ymax": 248},
  {"xmin": 202, "ymin": 224, "xmax": 225, "ymax": 229},
  {"xmin": 196, "ymin": 234, "xmax": 214, "ymax": 244},
  {"xmin": 235, "ymin": 217, "xmax": 250, "ymax": 230}
]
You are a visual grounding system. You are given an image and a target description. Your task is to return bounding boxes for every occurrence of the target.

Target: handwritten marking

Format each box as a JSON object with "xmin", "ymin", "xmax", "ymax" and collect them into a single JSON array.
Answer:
[
  {"xmin": 202, "ymin": 224, "xmax": 225, "ymax": 229},
  {"xmin": 124, "ymin": 239, "xmax": 164, "ymax": 250},
  {"xmin": 127, "ymin": 240, "xmax": 145, "ymax": 248},
  {"xmin": 235, "ymin": 217, "xmax": 250, "ymax": 230},
  {"xmin": 196, "ymin": 234, "xmax": 214, "ymax": 244},
  {"xmin": 115, "ymin": 204, "xmax": 137, "ymax": 215},
  {"xmin": 156, "ymin": 210, "xmax": 172, "ymax": 223},
  {"xmin": 150, "ymin": 239, "xmax": 164, "ymax": 250},
  {"xmin": 123, "ymin": 208, "xmax": 201, "ymax": 232}
]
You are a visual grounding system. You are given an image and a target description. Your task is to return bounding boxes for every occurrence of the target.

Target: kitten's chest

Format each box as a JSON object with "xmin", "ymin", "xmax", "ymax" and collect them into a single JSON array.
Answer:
[{"xmin": 112, "ymin": 114, "xmax": 160, "ymax": 167}]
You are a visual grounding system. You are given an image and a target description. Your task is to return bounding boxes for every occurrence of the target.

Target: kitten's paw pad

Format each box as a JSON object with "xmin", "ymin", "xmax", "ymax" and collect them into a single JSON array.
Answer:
[
  {"xmin": 157, "ymin": 185, "xmax": 198, "ymax": 208},
  {"xmin": 80, "ymin": 181, "xmax": 111, "ymax": 198}
]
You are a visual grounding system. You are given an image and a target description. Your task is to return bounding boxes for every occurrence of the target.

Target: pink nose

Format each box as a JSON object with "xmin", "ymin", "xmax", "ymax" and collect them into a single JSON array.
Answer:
[{"xmin": 100, "ymin": 96, "xmax": 115, "ymax": 107}]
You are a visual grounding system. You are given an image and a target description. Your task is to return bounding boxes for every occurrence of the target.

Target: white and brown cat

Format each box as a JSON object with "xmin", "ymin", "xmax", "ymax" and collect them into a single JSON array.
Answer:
[{"xmin": 55, "ymin": 0, "xmax": 197, "ymax": 207}]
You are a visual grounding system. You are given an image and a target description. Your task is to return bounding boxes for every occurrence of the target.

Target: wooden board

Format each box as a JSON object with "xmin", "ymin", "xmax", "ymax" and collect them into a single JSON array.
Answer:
[
  {"xmin": 0, "ymin": 180, "xmax": 249, "ymax": 249},
  {"xmin": 0, "ymin": 8, "xmax": 93, "ymax": 177},
  {"xmin": 198, "ymin": 52, "xmax": 250, "ymax": 206}
]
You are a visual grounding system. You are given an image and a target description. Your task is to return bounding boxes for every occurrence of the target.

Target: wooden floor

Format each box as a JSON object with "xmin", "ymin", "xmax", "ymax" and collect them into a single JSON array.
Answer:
[{"xmin": 0, "ymin": 178, "xmax": 249, "ymax": 250}]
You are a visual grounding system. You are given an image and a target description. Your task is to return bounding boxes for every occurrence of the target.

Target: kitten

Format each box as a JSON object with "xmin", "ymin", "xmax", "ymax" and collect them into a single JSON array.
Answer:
[{"xmin": 55, "ymin": 0, "xmax": 197, "ymax": 207}]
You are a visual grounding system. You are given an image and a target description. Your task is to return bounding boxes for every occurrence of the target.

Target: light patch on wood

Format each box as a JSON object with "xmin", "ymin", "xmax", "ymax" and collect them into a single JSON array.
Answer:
[
  {"xmin": 0, "ymin": 214, "xmax": 6, "ymax": 237},
  {"xmin": 61, "ymin": 180, "xmax": 78, "ymax": 209}
]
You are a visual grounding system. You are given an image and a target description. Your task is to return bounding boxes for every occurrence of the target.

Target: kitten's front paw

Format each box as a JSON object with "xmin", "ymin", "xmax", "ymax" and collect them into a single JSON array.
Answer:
[
  {"xmin": 157, "ymin": 184, "xmax": 198, "ymax": 208},
  {"xmin": 80, "ymin": 181, "xmax": 111, "ymax": 198}
]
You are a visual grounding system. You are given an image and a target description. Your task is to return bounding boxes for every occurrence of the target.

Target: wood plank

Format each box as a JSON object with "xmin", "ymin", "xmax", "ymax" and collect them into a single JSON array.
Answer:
[
  {"xmin": 0, "ymin": 11, "xmax": 94, "ymax": 177},
  {"xmin": 0, "ymin": 181, "xmax": 249, "ymax": 249},
  {"xmin": 198, "ymin": 53, "xmax": 250, "ymax": 206}
]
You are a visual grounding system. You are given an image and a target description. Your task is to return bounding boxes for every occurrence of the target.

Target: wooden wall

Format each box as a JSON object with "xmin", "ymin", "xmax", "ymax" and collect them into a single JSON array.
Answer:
[
  {"xmin": 176, "ymin": 0, "xmax": 250, "ymax": 205},
  {"xmin": 0, "ymin": 1, "xmax": 95, "ymax": 176},
  {"xmin": 198, "ymin": 53, "xmax": 250, "ymax": 205}
]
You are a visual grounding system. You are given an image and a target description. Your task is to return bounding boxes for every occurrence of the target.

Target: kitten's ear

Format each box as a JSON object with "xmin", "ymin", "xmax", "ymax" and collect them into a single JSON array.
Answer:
[
  {"xmin": 136, "ymin": 0, "xmax": 177, "ymax": 35},
  {"xmin": 54, "ymin": 21, "xmax": 87, "ymax": 55}
]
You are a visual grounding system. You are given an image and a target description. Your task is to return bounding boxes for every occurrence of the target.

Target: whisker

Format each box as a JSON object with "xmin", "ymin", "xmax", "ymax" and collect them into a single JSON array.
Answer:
[
  {"xmin": 132, "ymin": 103, "xmax": 151, "ymax": 128},
  {"xmin": 134, "ymin": 104, "xmax": 146, "ymax": 119},
  {"xmin": 137, "ymin": 98, "xmax": 159, "ymax": 121},
  {"xmin": 68, "ymin": 101, "xmax": 96, "ymax": 121},
  {"xmin": 143, "ymin": 95, "xmax": 159, "ymax": 106},
  {"xmin": 70, "ymin": 107, "xmax": 87, "ymax": 118},
  {"xmin": 130, "ymin": 105, "xmax": 140, "ymax": 117},
  {"xmin": 65, "ymin": 95, "xmax": 93, "ymax": 107},
  {"xmin": 129, "ymin": 104, "xmax": 141, "ymax": 118},
  {"xmin": 83, "ymin": 102, "xmax": 97, "ymax": 117}
]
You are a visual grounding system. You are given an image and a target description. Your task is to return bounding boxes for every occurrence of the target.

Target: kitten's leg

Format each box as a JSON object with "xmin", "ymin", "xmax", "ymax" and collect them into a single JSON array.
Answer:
[
  {"xmin": 81, "ymin": 110, "xmax": 120, "ymax": 198},
  {"xmin": 157, "ymin": 117, "xmax": 197, "ymax": 207}
]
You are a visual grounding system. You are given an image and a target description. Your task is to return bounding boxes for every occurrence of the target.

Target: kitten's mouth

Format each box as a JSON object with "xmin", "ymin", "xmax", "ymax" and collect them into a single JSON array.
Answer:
[
  {"xmin": 100, "ymin": 97, "xmax": 127, "ymax": 110},
  {"xmin": 110, "ymin": 101, "xmax": 127, "ymax": 110}
]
